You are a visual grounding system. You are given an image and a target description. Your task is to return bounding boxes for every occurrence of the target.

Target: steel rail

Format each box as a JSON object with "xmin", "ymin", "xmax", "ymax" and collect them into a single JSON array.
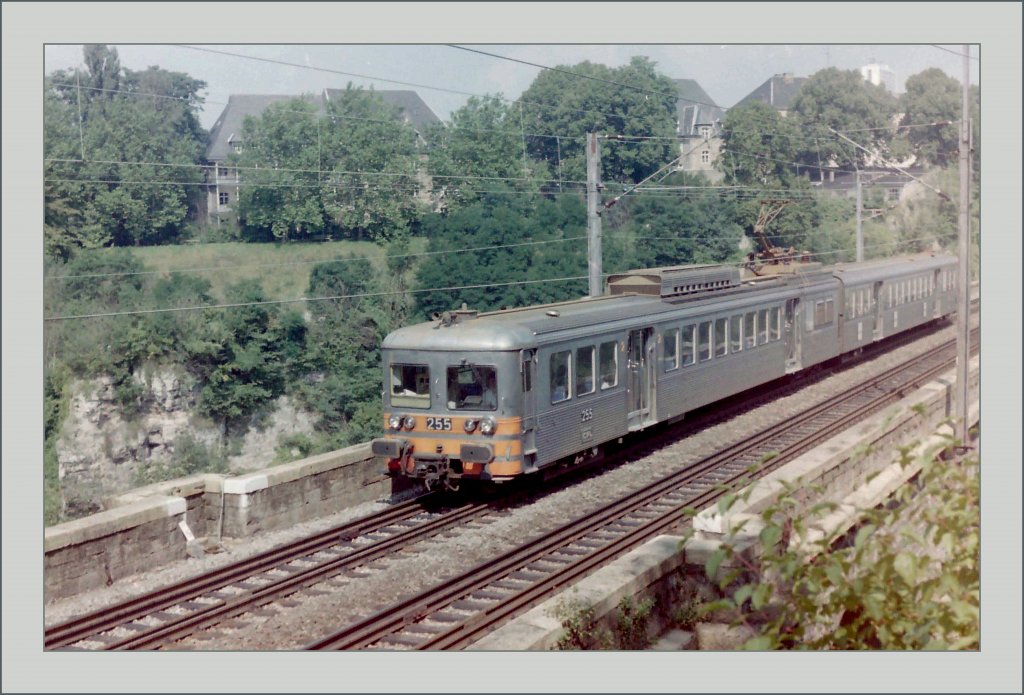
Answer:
[
  {"xmin": 46, "ymin": 496, "xmax": 441, "ymax": 649},
  {"xmin": 307, "ymin": 327, "xmax": 977, "ymax": 650}
]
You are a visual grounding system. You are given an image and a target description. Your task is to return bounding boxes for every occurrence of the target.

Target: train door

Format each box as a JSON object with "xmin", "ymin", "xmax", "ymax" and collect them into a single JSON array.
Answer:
[
  {"xmin": 785, "ymin": 298, "xmax": 802, "ymax": 373},
  {"xmin": 872, "ymin": 281, "xmax": 884, "ymax": 340},
  {"xmin": 627, "ymin": 327, "xmax": 655, "ymax": 430},
  {"xmin": 520, "ymin": 349, "xmax": 537, "ymax": 462},
  {"xmin": 932, "ymin": 269, "xmax": 942, "ymax": 317}
]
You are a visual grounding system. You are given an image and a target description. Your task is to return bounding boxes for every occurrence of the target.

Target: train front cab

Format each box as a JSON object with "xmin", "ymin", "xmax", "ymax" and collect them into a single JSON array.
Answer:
[{"xmin": 372, "ymin": 349, "xmax": 530, "ymax": 487}]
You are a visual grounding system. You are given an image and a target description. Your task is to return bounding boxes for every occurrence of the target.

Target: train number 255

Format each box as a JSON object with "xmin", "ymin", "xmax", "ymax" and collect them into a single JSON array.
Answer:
[{"xmin": 580, "ymin": 408, "xmax": 594, "ymax": 423}]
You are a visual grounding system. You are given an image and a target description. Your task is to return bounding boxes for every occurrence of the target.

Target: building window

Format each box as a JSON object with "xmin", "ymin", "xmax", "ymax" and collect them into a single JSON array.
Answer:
[
  {"xmin": 701, "ymin": 149, "xmax": 710, "ymax": 164},
  {"xmin": 218, "ymin": 192, "xmax": 229, "ymax": 206},
  {"xmin": 888, "ymin": 187, "xmax": 901, "ymax": 201},
  {"xmin": 218, "ymin": 167, "xmax": 229, "ymax": 178},
  {"xmin": 699, "ymin": 125, "xmax": 711, "ymax": 139}
]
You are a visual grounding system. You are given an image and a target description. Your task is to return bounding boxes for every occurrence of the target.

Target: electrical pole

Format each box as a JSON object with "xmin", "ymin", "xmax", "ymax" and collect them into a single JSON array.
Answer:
[
  {"xmin": 955, "ymin": 45, "xmax": 971, "ymax": 444},
  {"xmin": 855, "ymin": 169, "xmax": 864, "ymax": 262},
  {"xmin": 586, "ymin": 132, "xmax": 603, "ymax": 298}
]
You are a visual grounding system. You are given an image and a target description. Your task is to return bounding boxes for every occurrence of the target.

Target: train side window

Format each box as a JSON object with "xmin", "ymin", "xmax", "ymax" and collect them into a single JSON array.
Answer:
[
  {"xmin": 730, "ymin": 315, "xmax": 742, "ymax": 353},
  {"xmin": 770, "ymin": 307, "xmax": 781, "ymax": 341},
  {"xmin": 576, "ymin": 346, "xmax": 595, "ymax": 396},
  {"xmin": 744, "ymin": 312, "xmax": 756, "ymax": 349},
  {"xmin": 698, "ymin": 321, "xmax": 712, "ymax": 361},
  {"xmin": 550, "ymin": 351, "xmax": 572, "ymax": 404},
  {"xmin": 826, "ymin": 299, "xmax": 835, "ymax": 324},
  {"xmin": 681, "ymin": 325, "xmax": 695, "ymax": 366},
  {"xmin": 714, "ymin": 318, "xmax": 728, "ymax": 357},
  {"xmin": 599, "ymin": 341, "xmax": 618, "ymax": 389},
  {"xmin": 663, "ymin": 328, "xmax": 679, "ymax": 371},
  {"xmin": 758, "ymin": 309, "xmax": 769, "ymax": 344}
]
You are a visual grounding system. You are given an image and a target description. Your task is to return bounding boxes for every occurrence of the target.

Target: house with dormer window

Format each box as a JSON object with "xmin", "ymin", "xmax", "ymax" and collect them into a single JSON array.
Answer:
[
  {"xmin": 203, "ymin": 89, "xmax": 440, "ymax": 225},
  {"xmin": 673, "ymin": 79, "xmax": 726, "ymax": 181}
]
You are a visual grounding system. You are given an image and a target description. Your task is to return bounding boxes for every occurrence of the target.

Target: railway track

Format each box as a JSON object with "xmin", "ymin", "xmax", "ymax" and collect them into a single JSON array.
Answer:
[
  {"xmin": 45, "ymin": 497, "xmax": 492, "ymax": 650},
  {"xmin": 306, "ymin": 327, "xmax": 979, "ymax": 650},
  {"xmin": 46, "ymin": 311, "xmax": 978, "ymax": 651}
]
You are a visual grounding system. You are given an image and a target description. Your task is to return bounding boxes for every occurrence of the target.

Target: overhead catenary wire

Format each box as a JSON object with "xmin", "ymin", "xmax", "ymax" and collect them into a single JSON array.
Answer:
[
  {"xmin": 44, "ymin": 236, "xmax": 944, "ymax": 322},
  {"xmin": 178, "ymin": 45, "xmax": 632, "ymax": 127}
]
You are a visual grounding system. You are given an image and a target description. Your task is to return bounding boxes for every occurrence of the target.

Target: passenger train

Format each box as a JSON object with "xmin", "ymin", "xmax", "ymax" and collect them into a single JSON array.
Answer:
[{"xmin": 371, "ymin": 253, "xmax": 959, "ymax": 490}]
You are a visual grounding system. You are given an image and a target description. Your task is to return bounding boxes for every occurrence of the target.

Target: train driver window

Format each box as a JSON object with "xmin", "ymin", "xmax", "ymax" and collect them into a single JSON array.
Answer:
[
  {"xmin": 447, "ymin": 365, "xmax": 498, "ymax": 411},
  {"xmin": 599, "ymin": 341, "xmax": 618, "ymax": 389},
  {"xmin": 681, "ymin": 326, "xmax": 695, "ymax": 366},
  {"xmin": 714, "ymin": 318, "xmax": 728, "ymax": 357},
  {"xmin": 698, "ymin": 321, "xmax": 712, "ymax": 361},
  {"xmin": 730, "ymin": 315, "xmax": 742, "ymax": 353},
  {"xmin": 663, "ymin": 328, "xmax": 679, "ymax": 371},
  {"xmin": 390, "ymin": 364, "xmax": 431, "ymax": 409},
  {"xmin": 758, "ymin": 309, "xmax": 769, "ymax": 344},
  {"xmin": 744, "ymin": 312, "xmax": 756, "ymax": 349},
  {"xmin": 550, "ymin": 351, "xmax": 572, "ymax": 404},
  {"xmin": 577, "ymin": 346, "xmax": 596, "ymax": 396},
  {"xmin": 770, "ymin": 307, "xmax": 781, "ymax": 341}
]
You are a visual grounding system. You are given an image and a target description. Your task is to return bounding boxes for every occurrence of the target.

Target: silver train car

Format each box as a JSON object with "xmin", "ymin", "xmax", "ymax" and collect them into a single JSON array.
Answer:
[{"xmin": 371, "ymin": 253, "xmax": 959, "ymax": 489}]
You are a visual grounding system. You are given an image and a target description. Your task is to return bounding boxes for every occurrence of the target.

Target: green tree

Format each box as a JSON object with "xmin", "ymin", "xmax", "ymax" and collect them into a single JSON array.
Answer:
[
  {"xmin": 789, "ymin": 68, "xmax": 897, "ymax": 172},
  {"xmin": 608, "ymin": 174, "xmax": 745, "ymax": 269},
  {"xmin": 299, "ymin": 257, "xmax": 388, "ymax": 435},
  {"xmin": 44, "ymin": 45, "xmax": 208, "ymax": 256},
  {"xmin": 320, "ymin": 85, "xmax": 424, "ymax": 242},
  {"xmin": 414, "ymin": 190, "xmax": 588, "ymax": 319},
  {"xmin": 233, "ymin": 98, "xmax": 326, "ymax": 241},
  {"xmin": 194, "ymin": 280, "xmax": 288, "ymax": 435},
  {"xmin": 234, "ymin": 87, "xmax": 425, "ymax": 242},
  {"xmin": 519, "ymin": 57, "xmax": 679, "ymax": 184},
  {"xmin": 899, "ymin": 69, "xmax": 979, "ymax": 169},
  {"xmin": 718, "ymin": 102, "xmax": 801, "ymax": 187},
  {"xmin": 426, "ymin": 94, "xmax": 547, "ymax": 210}
]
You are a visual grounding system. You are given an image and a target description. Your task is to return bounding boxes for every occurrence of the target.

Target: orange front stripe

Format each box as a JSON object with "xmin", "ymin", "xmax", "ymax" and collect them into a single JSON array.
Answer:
[{"xmin": 382, "ymin": 413, "xmax": 523, "ymax": 437}]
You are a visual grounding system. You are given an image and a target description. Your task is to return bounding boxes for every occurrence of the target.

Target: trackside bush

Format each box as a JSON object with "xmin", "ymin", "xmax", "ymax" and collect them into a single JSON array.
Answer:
[{"xmin": 687, "ymin": 439, "xmax": 979, "ymax": 650}]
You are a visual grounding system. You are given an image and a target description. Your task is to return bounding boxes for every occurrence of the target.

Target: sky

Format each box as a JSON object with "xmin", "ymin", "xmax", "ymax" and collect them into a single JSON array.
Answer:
[{"xmin": 43, "ymin": 43, "xmax": 981, "ymax": 131}]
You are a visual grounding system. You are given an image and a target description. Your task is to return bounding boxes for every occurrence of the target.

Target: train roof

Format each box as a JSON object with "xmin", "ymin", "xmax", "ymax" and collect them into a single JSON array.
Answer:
[
  {"xmin": 831, "ymin": 253, "xmax": 956, "ymax": 285},
  {"xmin": 382, "ymin": 254, "xmax": 956, "ymax": 352}
]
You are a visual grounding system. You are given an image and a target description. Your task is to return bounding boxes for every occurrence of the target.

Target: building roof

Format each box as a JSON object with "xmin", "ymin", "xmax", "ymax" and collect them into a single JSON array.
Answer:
[
  {"xmin": 206, "ymin": 93, "xmax": 322, "ymax": 161},
  {"xmin": 206, "ymin": 89, "xmax": 441, "ymax": 162},
  {"xmin": 673, "ymin": 79, "xmax": 726, "ymax": 136},
  {"xmin": 323, "ymin": 88, "xmax": 441, "ymax": 134},
  {"xmin": 734, "ymin": 73, "xmax": 807, "ymax": 111}
]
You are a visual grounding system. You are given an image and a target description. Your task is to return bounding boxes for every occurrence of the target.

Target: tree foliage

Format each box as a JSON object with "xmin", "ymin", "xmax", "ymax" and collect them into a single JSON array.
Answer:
[
  {"xmin": 718, "ymin": 102, "xmax": 801, "ymax": 187},
  {"xmin": 789, "ymin": 68, "xmax": 897, "ymax": 172},
  {"xmin": 234, "ymin": 86, "xmax": 424, "ymax": 242},
  {"xmin": 44, "ymin": 45, "xmax": 207, "ymax": 258},
  {"xmin": 425, "ymin": 95, "xmax": 548, "ymax": 210},
  {"xmin": 898, "ymin": 68, "xmax": 978, "ymax": 169},
  {"xmin": 414, "ymin": 190, "xmax": 588, "ymax": 319},
  {"xmin": 519, "ymin": 57, "xmax": 679, "ymax": 184},
  {"xmin": 690, "ymin": 444, "xmax": 979, "ymax": 650}
]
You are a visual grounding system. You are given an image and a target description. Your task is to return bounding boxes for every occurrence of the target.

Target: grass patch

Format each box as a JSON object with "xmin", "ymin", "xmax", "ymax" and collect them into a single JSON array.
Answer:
[{"xmin": 130, "ymin": 239, "xmax": 428, "ymax": 303}]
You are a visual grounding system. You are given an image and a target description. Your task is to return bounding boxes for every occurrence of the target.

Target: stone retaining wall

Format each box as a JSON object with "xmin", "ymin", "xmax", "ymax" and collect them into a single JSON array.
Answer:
[{"xmin": 44, "ymin": 443, "xmax": 417, "ymax": 602}]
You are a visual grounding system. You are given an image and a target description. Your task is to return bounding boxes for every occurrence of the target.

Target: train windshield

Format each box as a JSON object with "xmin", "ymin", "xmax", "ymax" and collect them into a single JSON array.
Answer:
[
  {"xmin": 390, "ymin": 364, "xmax": 430, "ymax": 408},
  {"xmin": 447, "ymin": 365, "xmax": 498, "ymax": 411}
]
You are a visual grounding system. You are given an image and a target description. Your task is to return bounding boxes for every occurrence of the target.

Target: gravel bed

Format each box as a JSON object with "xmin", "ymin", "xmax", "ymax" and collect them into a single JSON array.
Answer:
[{"xmin": 45, "ymin": 321, "xmax": 964, "ymax": 650}]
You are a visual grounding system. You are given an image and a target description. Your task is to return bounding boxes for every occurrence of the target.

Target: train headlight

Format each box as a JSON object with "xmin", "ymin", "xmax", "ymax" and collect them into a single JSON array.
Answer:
[
  {"xmin": 402, "ymin": 415, "xmax": 416, "ymax": 431},
  {"xmin": 464, "ymin": 419, "xmax": 478, "ymax": 433},
  {"xmin": 479, "ymin": 417, "xmax": 496, "ymax": 436},
  {"xmin": 388, "ymin": 414, "xmax": 403, "ymax": 431}
]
